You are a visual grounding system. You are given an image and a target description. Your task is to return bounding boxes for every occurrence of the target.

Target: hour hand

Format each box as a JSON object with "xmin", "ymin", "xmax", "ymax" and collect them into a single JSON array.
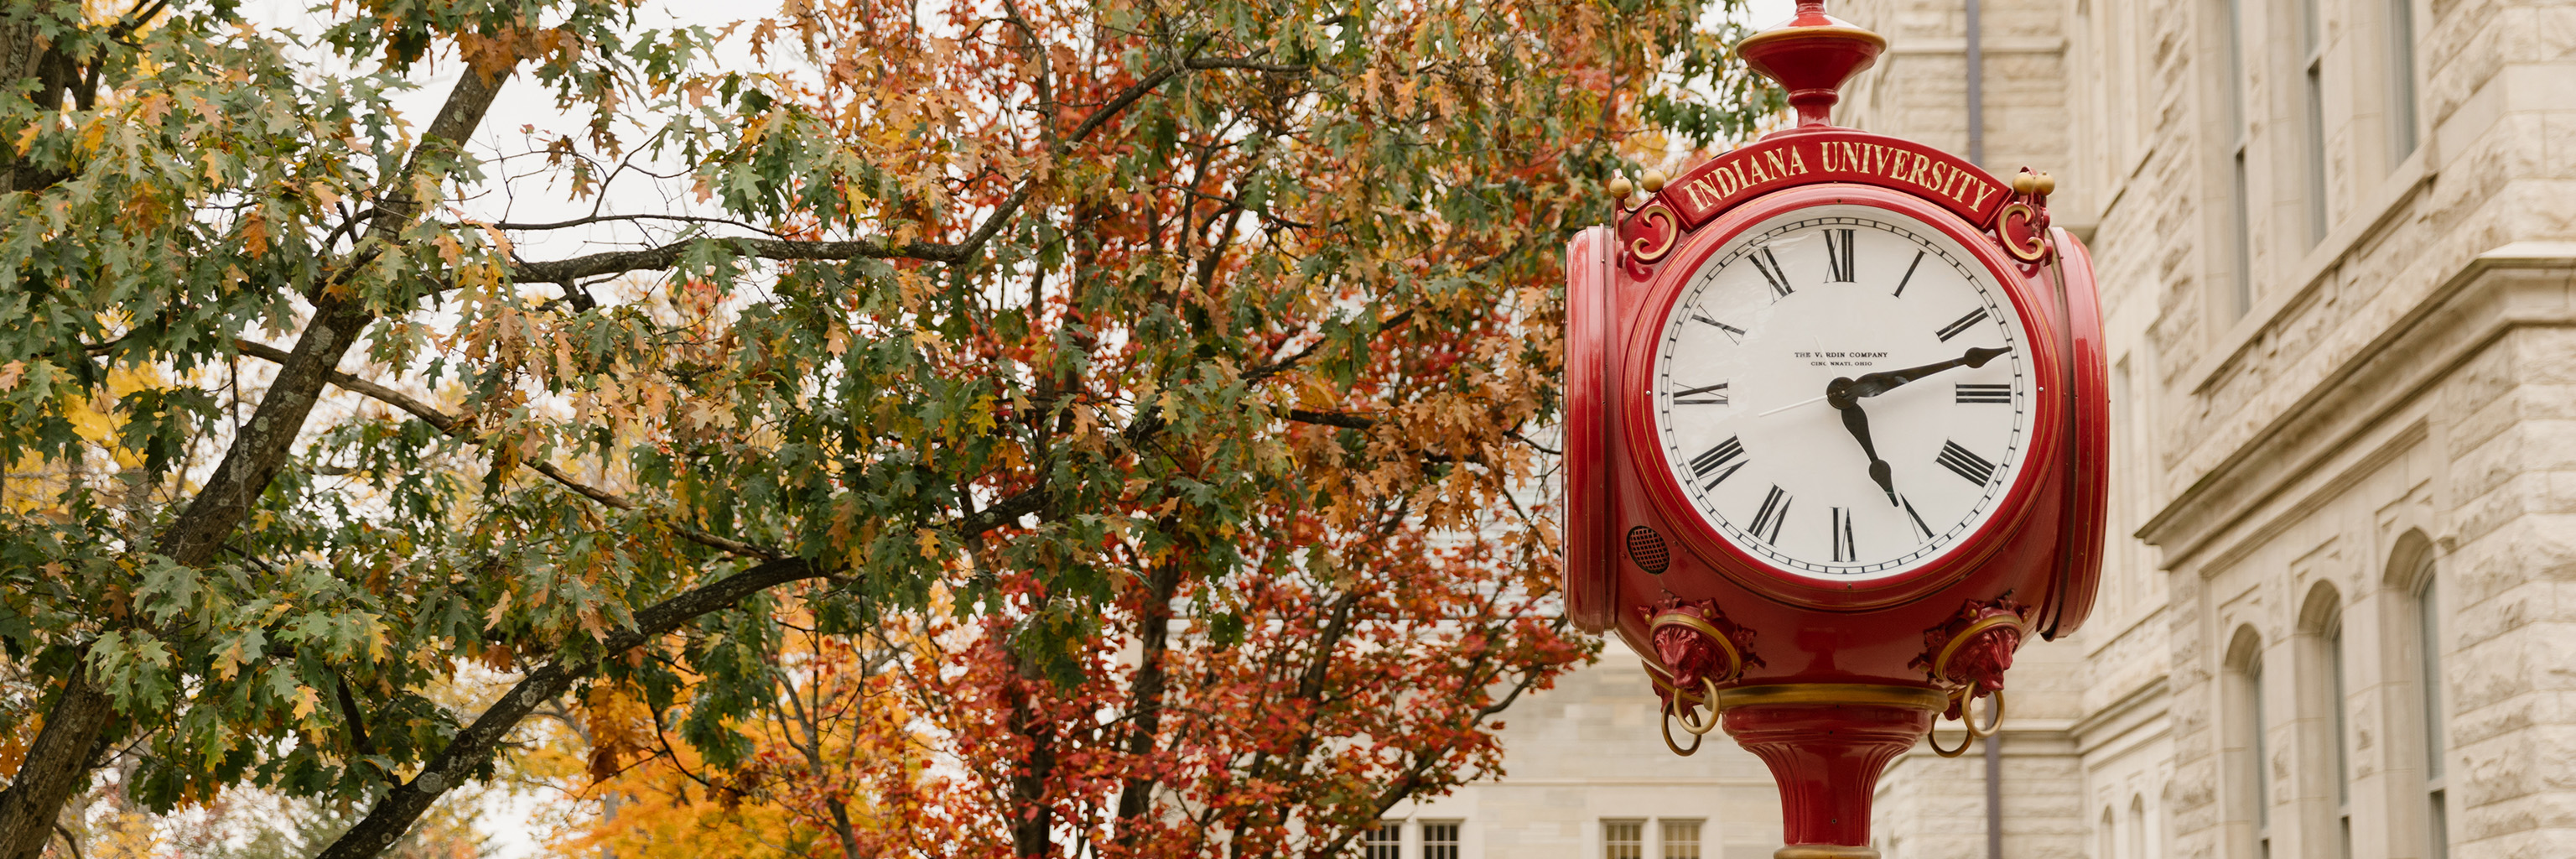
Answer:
[
  {"xmin": 1827, "ymin": 378, "xmax": 1899, "ymax": 505},
  {"xmin": 1846, "ymin": 346, "xmax": 2011, "ymax": 398}
]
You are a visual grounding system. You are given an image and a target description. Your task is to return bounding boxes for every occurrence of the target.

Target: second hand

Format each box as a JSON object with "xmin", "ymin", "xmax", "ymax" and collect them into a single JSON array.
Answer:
[{"xmin": 1757, "ymin": 394, "xmax": 1827, "ymax": 417}]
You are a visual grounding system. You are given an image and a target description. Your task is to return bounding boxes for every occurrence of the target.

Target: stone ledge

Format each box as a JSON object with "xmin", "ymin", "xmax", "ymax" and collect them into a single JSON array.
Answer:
[{"xmin": 2138, "ymin": 247, "xmax": 2576, "ymax": 567}]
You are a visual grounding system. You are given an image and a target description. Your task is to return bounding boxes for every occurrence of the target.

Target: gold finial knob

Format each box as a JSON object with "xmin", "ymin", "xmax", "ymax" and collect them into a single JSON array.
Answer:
[
  {"xmin": 2011, "ymin": 171, "xmax": 2038, "ymax": 194},
  {"xmin": 1640, "ymin": 169, "xmax": 1668, "ymax": 193},
  {"xmin": 2035, "ymin": 171, "xmax": 2056, "ymax": 195},
  {"xmin": 1607, "ymin": 175, "xmax": 1635, "ymax": 199}
]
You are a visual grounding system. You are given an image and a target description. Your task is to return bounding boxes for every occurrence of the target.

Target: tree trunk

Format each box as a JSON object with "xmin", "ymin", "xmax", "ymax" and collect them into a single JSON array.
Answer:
[
  {"xmin": 1008, "ymin": 660, "xmax": 1058, "ymax": 858},
  {"xmin": 0, "ymin": 62, "xmax": 517, "ymax": 859},
  {"xmin": 1113, "ymin": 544, "xmax": 1187, "ymax": 837},
  {"xmin": 0, "ymin": 675, "xmax": 112, "ymax": 859},
  {"xmin": 0, "ymin": 6, "xmax": 79, "ymax": 194}
]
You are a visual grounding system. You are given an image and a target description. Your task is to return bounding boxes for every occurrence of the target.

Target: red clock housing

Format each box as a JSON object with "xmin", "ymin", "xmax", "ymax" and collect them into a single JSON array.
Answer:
[
  {"xmin": 1616, "ymin": 185, "xmax": 2070, "ymax": 613},
  {"xmin": 1556, "ymin": 4, "xmax": 2106, "ymax": 856}
]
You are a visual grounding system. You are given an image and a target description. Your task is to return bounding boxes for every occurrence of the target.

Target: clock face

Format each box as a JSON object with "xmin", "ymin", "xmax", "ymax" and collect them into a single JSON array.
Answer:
[{"xmin": 1650, "ymin": 204, "xmax": 2034, "ymax": 581}]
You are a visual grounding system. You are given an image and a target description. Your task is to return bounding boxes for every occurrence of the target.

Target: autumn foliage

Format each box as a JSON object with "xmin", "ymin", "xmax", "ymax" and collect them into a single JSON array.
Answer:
[{"xmin": 0, "ymin": 0, "xmax": 1772, "ymax": 856}]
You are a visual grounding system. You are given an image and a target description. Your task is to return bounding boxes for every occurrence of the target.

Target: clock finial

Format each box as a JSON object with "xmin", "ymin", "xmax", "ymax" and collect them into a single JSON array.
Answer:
[{"xmin": 1737, "ymin": 0, "xmax": 1888, "ymax": 130}]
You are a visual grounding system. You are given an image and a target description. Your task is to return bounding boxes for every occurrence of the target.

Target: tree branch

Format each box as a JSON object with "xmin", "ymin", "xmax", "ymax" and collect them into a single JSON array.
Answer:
[
  {"xmin": 310, "ymin": 556, "xmax": 829, "ymax": 859},
  {"xmin": 231, "ymin": 340, "xmax": 782, "ymax": 560},
  {"xmin": 515, "ymin": 37, "xmax": 1234, "ymax": 289}
]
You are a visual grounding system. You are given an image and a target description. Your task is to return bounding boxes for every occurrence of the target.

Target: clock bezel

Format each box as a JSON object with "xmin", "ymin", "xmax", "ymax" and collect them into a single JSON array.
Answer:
[{"xmin": 1618, "ymin": 184, "xmax": 2068, "ymax": 610}]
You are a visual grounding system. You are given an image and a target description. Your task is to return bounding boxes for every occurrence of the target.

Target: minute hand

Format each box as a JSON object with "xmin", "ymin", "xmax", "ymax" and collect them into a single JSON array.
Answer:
[{"xmin": 1846, "ymin": 346, "xmax": 2012, "ymax": 398}]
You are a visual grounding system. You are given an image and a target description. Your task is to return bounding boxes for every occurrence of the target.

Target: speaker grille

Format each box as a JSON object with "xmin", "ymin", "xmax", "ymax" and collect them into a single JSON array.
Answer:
[{"xmin": 1626, "ymin": 525, "xmax": 1670, "ymax": 574}]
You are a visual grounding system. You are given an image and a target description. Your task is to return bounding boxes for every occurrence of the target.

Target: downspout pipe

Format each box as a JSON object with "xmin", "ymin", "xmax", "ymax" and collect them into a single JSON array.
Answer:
[
  {"xmin": 1967, "ymin": 2, "xmax": 1996, "ymax": 854},
  {"xmin": 1966, "ymin": 0, "xmax": 1985, "ymax": 164},
  {"xmin": 1985, "ymin": 733, "xmax": 2003, "ymax": 859}
]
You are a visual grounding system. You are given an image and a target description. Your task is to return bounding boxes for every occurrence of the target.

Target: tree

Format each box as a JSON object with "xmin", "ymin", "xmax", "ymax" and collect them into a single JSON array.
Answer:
[
  {"xmin": 0, "ymin": 0, "xmax": 1775, "ymax": 856},
  {"xmin": 528, "ymin": 520, "xmax": 1587, "ymax": 859}
]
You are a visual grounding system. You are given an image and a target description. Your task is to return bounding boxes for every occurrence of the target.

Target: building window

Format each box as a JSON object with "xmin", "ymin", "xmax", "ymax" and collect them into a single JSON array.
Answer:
[
  {"xmin": 1661, "ymin": 820, "xmax": 1702, "ymax": 859},
  {"xmin": 2299, "ymin": 0, "xmax": 2329, "ymax": 243},
  {"xmin": 2415, "ymin": 568, "xmax": 2449, "ymax": 859},
  {"xmin": 2255, "ymin": 653, "xmax": 2271, "ymax": 859},
  {"xmin": 1604, "ymin": 820, "xmax": 1644, "ymax": 859},
  {"xmin": 2129, "ymin": 795, "xmax": 2148, "ymax": 859},
  {"xmin": 2322, "ymin": 602, "xmax": 2353, "ymax": 859},
  {"xmin": 2386, "ymin": 0, "xmax": 2419, "ymax": 160},
  {"xmin": 1421, "ymin": 822, "xmax": 1459, "ymax": 859},
  {"xmin": 2221, "ymin": 0, "xmax": 2255, "ymax": 317},
  {"xmin": 2229, "ymin": 627, "xmax": 2268, "ymax": 859},
  {"xmin": 2101, "ymin": 807, "xmax": 2117, "ymax": 859},
  {"xmin": 1365, "ymin": 821, "xmax": 1402, "ymax": 859}
]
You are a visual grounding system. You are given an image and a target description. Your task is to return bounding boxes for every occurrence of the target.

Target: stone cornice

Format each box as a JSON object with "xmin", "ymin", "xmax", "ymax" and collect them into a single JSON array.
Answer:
[
  {"xmin": 2070, "ymin": 674, "xmax": 2171, "ymax": 753},
  {"xmin": 2137, "ymin": 243, "xmax": 2576, "ymax": 564}
]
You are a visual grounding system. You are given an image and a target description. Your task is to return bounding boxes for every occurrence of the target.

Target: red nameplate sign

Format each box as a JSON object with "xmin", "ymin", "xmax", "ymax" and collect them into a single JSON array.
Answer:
[{"xmin": 1657, "ymin": 130, "xmax": 2009, "ymax": 229}]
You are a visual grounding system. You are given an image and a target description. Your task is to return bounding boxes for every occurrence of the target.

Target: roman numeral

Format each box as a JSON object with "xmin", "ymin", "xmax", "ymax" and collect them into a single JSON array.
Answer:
[
  {"xmin": 1936, "ymin": 440, "xmax": 1999, "ymax": 486},
  {"xmin": 1750, "ymin": 485, "xmax": 1791, "ymax": 544},
  {"xmin": 1901, "ymin": 496, "xmax": 1936, "ymax": 539},
  {"xmin": 1673, "ymin": 382, "xmax": 1729, "ymax": 405},
  {"xmin": 1825, "ymin": 228, "xmax": 1856, "ymax": 282},
  {"xmin": 1955, "ymin": 383, "xmax": 2012, "ymax": 403},
  {"xmin": 1935, "ymin": 307, "xmax": 1990, "ymax": 341},
  {"xmin": 1690, "ymin": 313, "xmax": 1747, "ymax": 343},
  {"xmin": 1749, "ymin": 247, "xmax": 1793, "ymax": 297},
  {"xmin": 1893, "ymin": 249, "xmax": 1925, "ymax": 297},
  {"xmin": 1688, "ymin": 436, "xmax": 1747, "ymax": 489},
  {"xmin": 1831, "ymin": 507, "xmax": 1857, "ymax": 562}
]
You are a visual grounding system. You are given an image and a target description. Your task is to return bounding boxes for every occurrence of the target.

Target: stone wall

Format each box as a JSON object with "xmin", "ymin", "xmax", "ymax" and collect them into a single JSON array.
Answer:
[{"xmin": 1821, "ymin": 1, "xmax": 2576, "ymax": 858}]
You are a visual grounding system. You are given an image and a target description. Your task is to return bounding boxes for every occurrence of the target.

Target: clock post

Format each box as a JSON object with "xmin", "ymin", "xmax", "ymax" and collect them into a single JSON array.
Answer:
[{"xmin": 1561, "ymin": 3, "xmax": 2108, "ymax": 857}]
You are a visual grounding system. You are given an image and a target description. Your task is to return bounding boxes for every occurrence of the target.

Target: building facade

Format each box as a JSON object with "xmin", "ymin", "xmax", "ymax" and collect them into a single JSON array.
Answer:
[
  {"xmin": 1842, "ymin": 0, "xmax": 2576, "ymax": 856},
  {"xmin": 1377, "ymin": 1, "xmax": 2575, "ymax": 857}
]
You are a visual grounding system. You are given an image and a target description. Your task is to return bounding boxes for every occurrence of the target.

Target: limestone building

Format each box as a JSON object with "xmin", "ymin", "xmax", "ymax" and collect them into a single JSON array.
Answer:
[
  {"xmin": 1374, "ymin": 0, "xmax": 2576, "ymax": 857},
  {"xmin": 1836, "ymin": 0, "xmax": 2576, "ymax": 856}
]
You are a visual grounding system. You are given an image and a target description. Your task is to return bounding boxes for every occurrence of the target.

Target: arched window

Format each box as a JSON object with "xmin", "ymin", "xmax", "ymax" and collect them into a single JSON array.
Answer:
[
  {"xmin": 2101, "ymin": 807, "xmax": 2117, "ymax": 859},
  {"xmin": 2412, "ymin": 560, "xmax": 2449, "ymax": 859},
  {"xmin": 2129, "ymin": 794, "xmax": 2148, "ymax": 859},
  {"xmin": 2226, "ymin": 626, "xmax": 2268, "ymax": 859},
  {"xmin": 2299, "ymin": 583, "xmax": 2351, "ymax": 859}
]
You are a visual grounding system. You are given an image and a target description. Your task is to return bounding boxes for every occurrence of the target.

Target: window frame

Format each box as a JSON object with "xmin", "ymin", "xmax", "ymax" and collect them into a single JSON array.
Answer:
[
  {"xmin": 1363, "ymin": 820, "xmax": 1405, "ymax": 859},
  {"xmin": 2412, "ymin": 564, "xmax": 2450, "ymax": 859},
  {"xmin": 1420, "ymin": 820, "xmax": 1461, "ymax": 859},
  {"xmin": 1602, "ymin": 819, "xmax": 1647, "ymax": 859},
  {"xmin": 1659, "ymin": 819, "xmax": 1704, "ymax": 859},
  {"xmin": 2298, "ymin": 0, "xmax": 2329, "ymax": 245},
  {"xmin": 2225, "ymin": 626, "xmax": 2269, "ymax": 859}
]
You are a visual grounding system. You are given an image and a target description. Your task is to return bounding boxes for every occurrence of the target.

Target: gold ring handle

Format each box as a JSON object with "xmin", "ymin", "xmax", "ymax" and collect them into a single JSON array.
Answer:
[
  {"xmin": 1964, "ymin": 689, "xmax": 2006, "ymax": 739},
  {"xmin": 1670, "ymin": 675, "xmax": 1725, "ymax": 736},
  {"xmin": 1927, "ymin": 687, "xmax": 2007, "ymax": 757},
  {"xmin": 1929, "ymin": 714, "xmax": 1975, "ymax": 757},
  {"xmin": 1660, "ymin": 698, "xmax": 1705, "ymax": 756}
]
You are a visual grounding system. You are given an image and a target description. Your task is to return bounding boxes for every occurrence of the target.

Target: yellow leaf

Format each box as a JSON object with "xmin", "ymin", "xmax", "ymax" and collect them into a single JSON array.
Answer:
[
  {"xmin": 240, "ymin": 211, "xmax": 268, "ymax": 258},
  {"xmin": 292, "ymin": 686, "xmax": 319, "ymax": 720},
  {"xmin": 212, "ymin": 641, "xmax": 242, "ymax": 681},
  {"xmin": 915, "ymin": 528, "xmax": 942, "ymax": 561},
  {"xmin": 484, "ymin": 590, "xmax": 513, "ymax": 630}
]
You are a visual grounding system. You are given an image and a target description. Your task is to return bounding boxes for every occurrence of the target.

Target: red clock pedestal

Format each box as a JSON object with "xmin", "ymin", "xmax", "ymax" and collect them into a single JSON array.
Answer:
[{"xmin": 1722, "ymin": 687, "xmax": 1948, "ymax": 858}]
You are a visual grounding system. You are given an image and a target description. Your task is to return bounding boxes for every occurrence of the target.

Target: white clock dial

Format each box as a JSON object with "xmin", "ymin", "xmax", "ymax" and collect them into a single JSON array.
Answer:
[{"xmin": 1652, "ymin": 205, "xmax": 2033, "ymax": 580}]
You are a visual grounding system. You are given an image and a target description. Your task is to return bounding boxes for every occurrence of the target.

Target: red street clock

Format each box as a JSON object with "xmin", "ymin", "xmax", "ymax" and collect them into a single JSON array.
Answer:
[{"xmin": 1561, "ymin": 3, "xmax": 2106, "ymax": 857}]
